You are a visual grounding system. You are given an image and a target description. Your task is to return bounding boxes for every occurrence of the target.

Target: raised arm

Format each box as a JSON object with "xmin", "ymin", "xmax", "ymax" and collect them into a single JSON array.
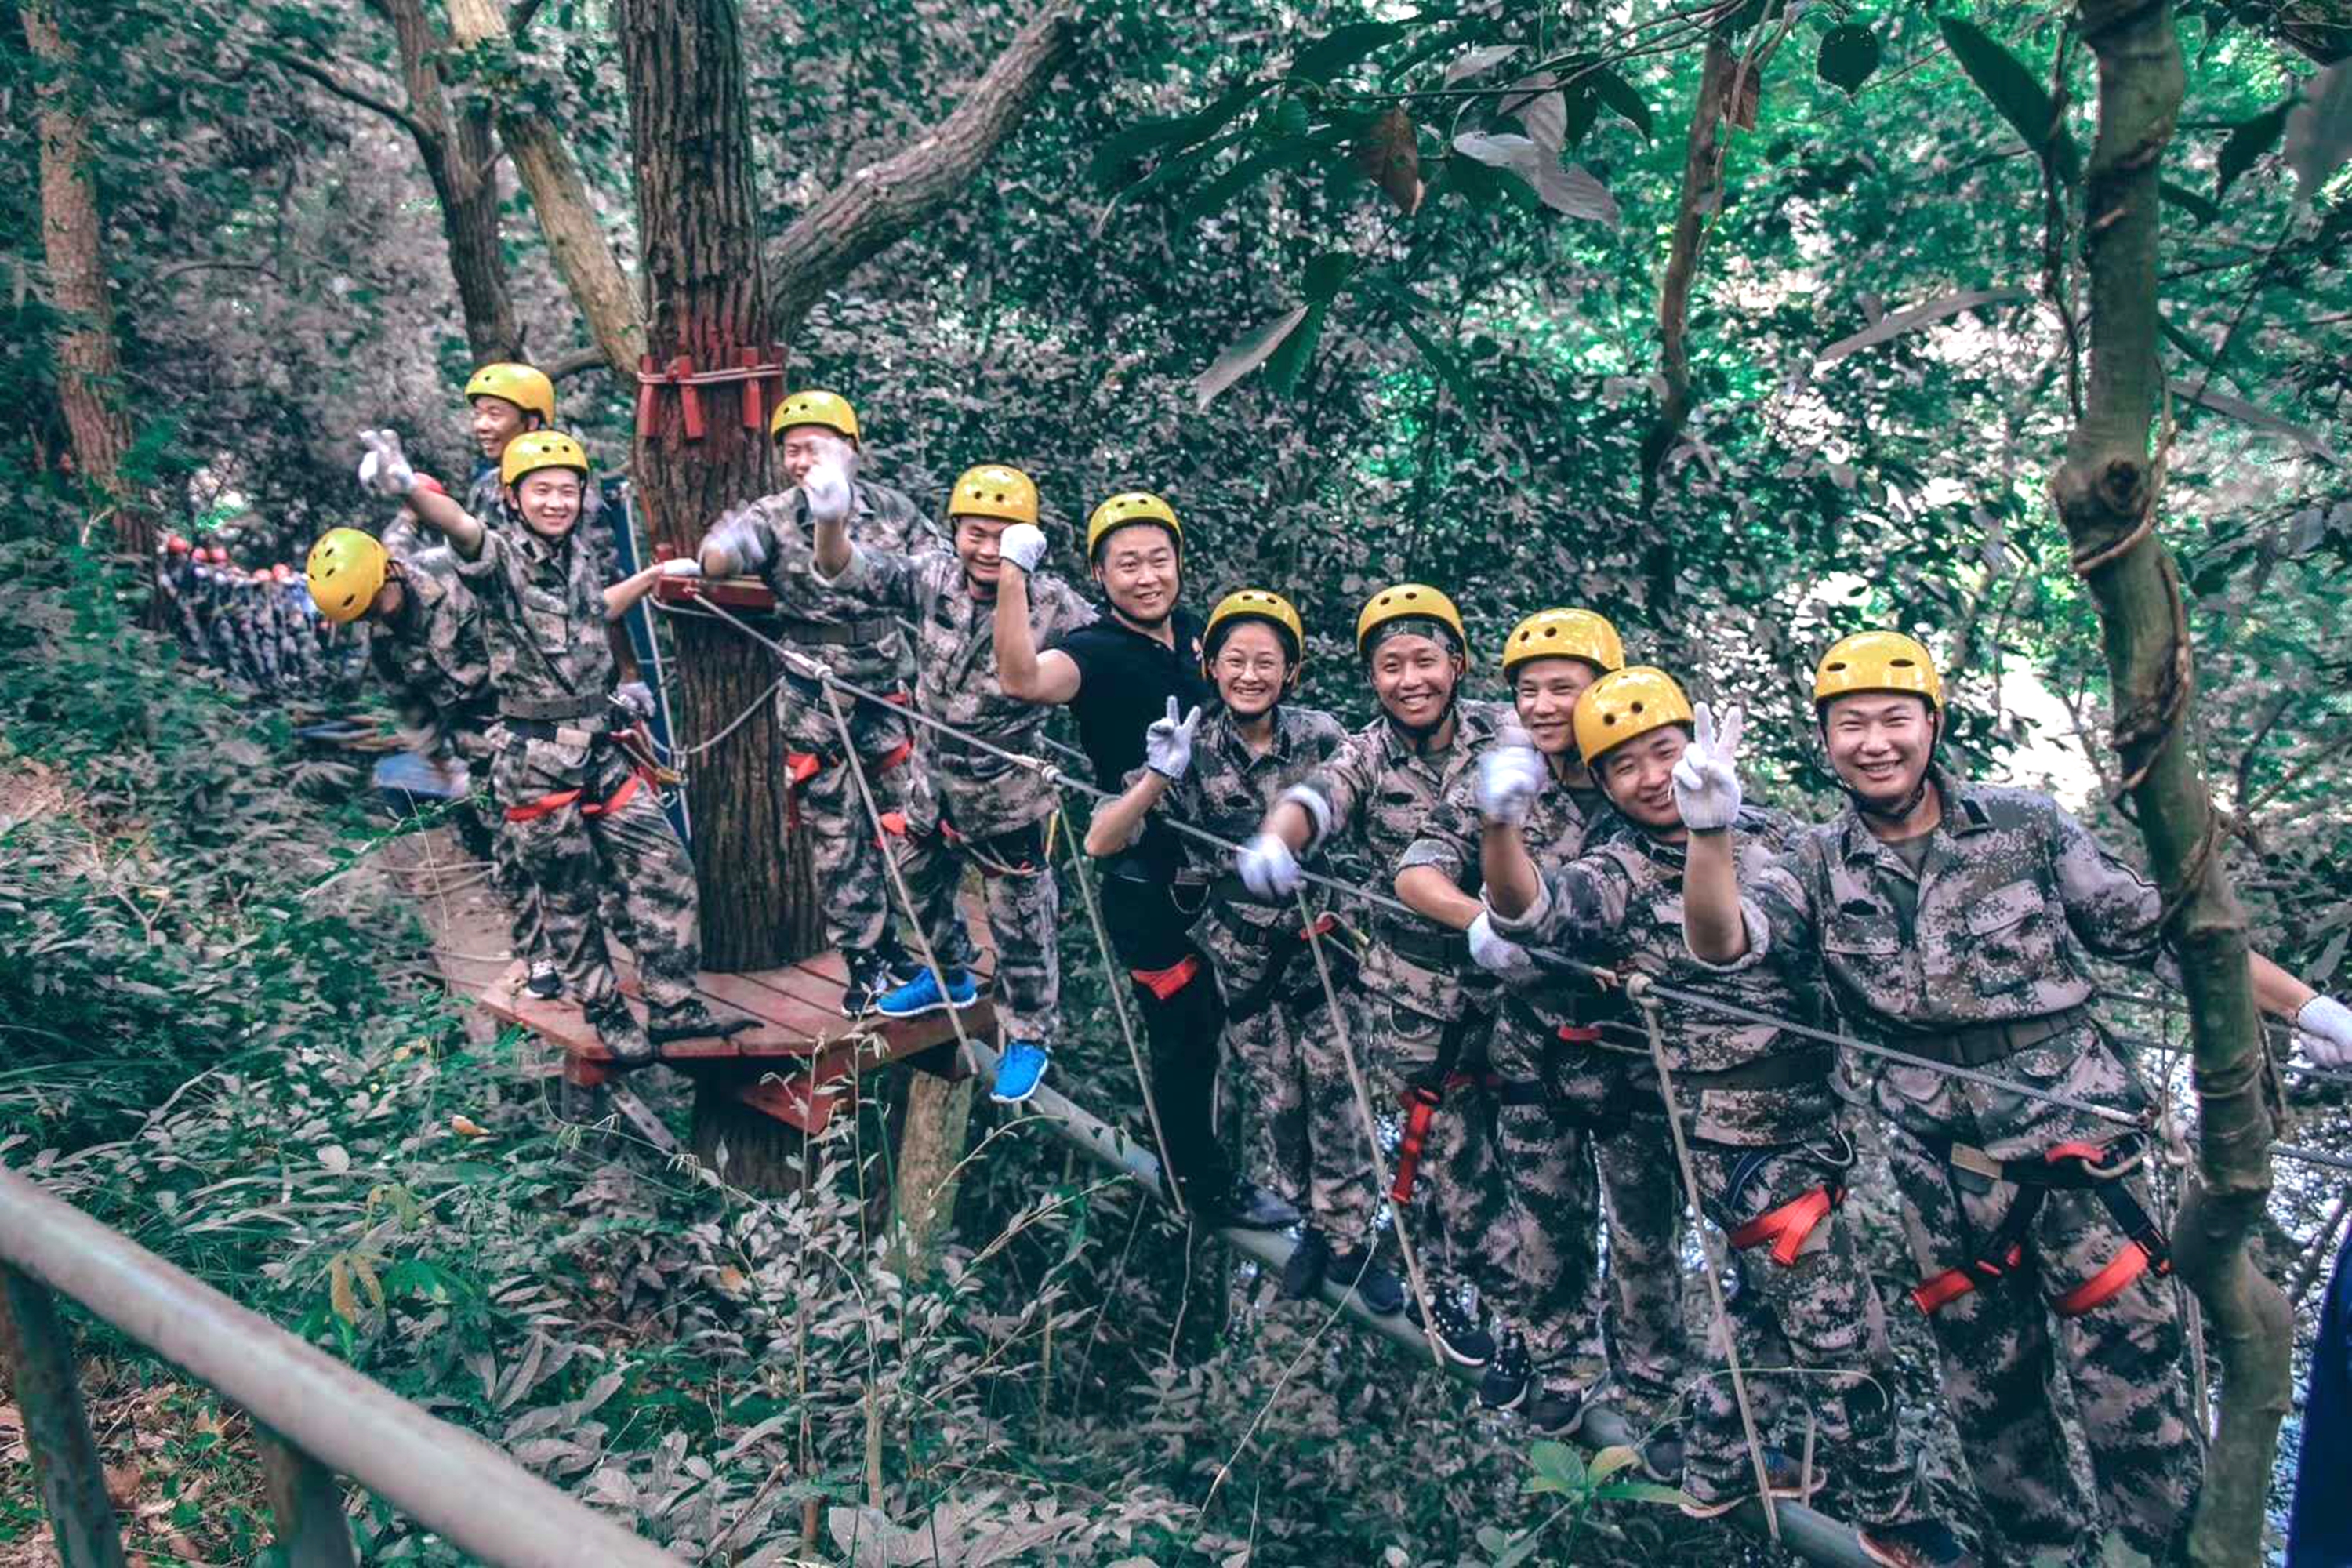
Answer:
[
  {"xmin": 992, "ymin": 524, "xmax": 1082, "ymax": 704},
  {"xmin": 1470, "ymin": 740, "xmax": 1548, "ymax": 922},
  {"xmin": 604, "ymin": 558, "xmax": 699, "ymax": 621},
  {"xmin": 1673, "ymin": 702, "xmax": 1751, "ymax": 964},
  {"xmin": 699, "ymin": 503, "xmax": 770, "ymax": 579},
  {"xmin": 358, "ymin": 430, "xmax": 485, "ymax": 557}
]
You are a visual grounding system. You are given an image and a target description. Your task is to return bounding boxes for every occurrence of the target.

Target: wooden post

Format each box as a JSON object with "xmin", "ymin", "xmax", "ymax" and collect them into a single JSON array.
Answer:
[
  {"xmin": 0, "ymin": 1264, "xmax": 127, "ymax": 1568},
  {"xmin": 255, "ymin": 1428, "xmax": 359, "ymax": 1568}
]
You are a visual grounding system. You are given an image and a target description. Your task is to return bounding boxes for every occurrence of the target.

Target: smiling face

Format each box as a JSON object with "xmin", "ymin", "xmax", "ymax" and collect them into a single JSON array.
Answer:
[
  {"xmin": 470, "ymin": 395, "xmax": 532, "ymax": 459},
  {"xmin": 506, "ymin": 469, "xmax": 583, "ymax": 539},
  {"xmin": 1092, "ymin": 522, "xmax": 1180, "ymax": 628},
  {"xmin": 1367, "ymin": 632, "xmax": 1460, "ymax": 730},
  {"xmin": 779, "ymin": 426, "xmax": 854, "ymax": 488},
  {"xmin": 1597, "ymin": 725, "xmax": 1690, "ymax": 833},
  {"xmin": 1821, "ymin": 692, "xmax": 1936, "ymax": 810},
  {"xmin": 1513, "ymin": 656, "xmax": 1603, "ymax": 758},
  {"xmin": 955, "ymin": 514, "xmax": 1014, "ymax": 590},
  {"xmin": 1211, "ymin": 619, "xmax": 1291, "ymax": 719}
]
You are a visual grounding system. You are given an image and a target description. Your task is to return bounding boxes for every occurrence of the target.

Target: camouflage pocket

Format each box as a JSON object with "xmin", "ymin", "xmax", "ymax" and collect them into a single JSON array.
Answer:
[
  {"xmin": 1383, "ymin": 1001, "xmax": 1449, "ymax": 1076},
  {"xmin": 1962, "ymin": 880, "xmax": 2063, "ymax": 1002}
]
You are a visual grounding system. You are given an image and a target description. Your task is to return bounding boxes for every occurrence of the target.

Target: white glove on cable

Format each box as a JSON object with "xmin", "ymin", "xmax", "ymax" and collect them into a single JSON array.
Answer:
[
  {"xmin": 614, "ymin": 681, "xmax": 656, "ymax": 723},
  {"xmin": 1236, "ymin": 832, "xmax": 1302, "ymax": 901},
  {"xmin": 356, "ymin": 429, "xmax": 418, "ymax": 498},
  {"xmin": 1671, "ymin": 700, "xmax": 1745, "ymax": 833},
  {"xmin": 2296, "ymin": 995, "xmax": 2352, "ymax": 1069},
  {"xmin": 998, "ymin": 522, "xmax": 1048, "ymax": 575},
  {"xmin": 803, "ymin": 452, "xmax": 855, "ymax": 528},
  {"xmin": 1475, "ymin": 735, "xmax": 1548, "ymax": 826},
  {"xmin": 703, "ymin": 506, "xmax": 768, "ymax": 573},
  {"xmin": 659, "ymin": 557, "xmax": 702, "ymax": 577},
  {"xmin": 1468, "ymin": 909, "xmax": 1538, "ymax": 983},
  {"xmin": 1145, "ymin": 696, "xmax": 1202, "ymax": 780}
]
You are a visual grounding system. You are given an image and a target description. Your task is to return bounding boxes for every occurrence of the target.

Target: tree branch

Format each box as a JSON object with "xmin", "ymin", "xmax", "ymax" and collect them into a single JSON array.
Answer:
[
  {"xmin": 275, "ymin": 51, "xmax": 437, "ymax": 149},
  {"xmin": 767, "ymin": 2, "xmax": 1083, "ymax": 328},
  {"xmin": 544, "ymin": 344, "xmax": 610, "ymax": 380},
  {"xmin": 1638, "ymin": 33, "xmax": 1737, "ymax": 522},
  {"xmin": 511, "ymin": 0, "xmax": 546, "ymax": 34}
]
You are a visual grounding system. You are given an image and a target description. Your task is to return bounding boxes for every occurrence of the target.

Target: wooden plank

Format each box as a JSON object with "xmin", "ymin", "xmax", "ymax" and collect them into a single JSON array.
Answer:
[
  {"xmin": 0, "ymin": 1264, "xmax": 128, "ymax": 1568},
  {"xmin": 255, "ymin": 1428, "xmax": 358, "ymax": 1568}
]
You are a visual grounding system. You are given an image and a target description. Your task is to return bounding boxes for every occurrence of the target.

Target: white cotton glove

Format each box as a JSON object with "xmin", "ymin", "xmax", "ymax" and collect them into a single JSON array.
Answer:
[
  {"xmin": 1671, "ymin": 700, "xmax": 1745, "ymax": 833},
  {"xmin": 803, "ymin": 452, "xmax": 855, "ymax": 528},
  {"xmin": 659, "ymin": 557, "xmax": 702, "ymax": 577},
  {"xmin": 703, "ymin": 505, "xmax": 768, "ymax": 573},
  {"xmin": 356, "ymin": 429, "xmax": 418, "ymax": 498},
  {"xmin": 1236, "ymin": 832, "xmax": 1302, "ymax": 901},
  {"xmin": 1468, "ymin": 909, "xmax": 1538, "ymax": 983},
  {"xmin": 1475, "ymin": 734, "xmax": 1548, "ymax": 826},
  {"xmin": 2296, "ymin": 996, "xmax": 2352, "ymax": 1069},
  {"xmin": 997, "ymin": 522, "xmax": 1048, "ymax": 575},
  {"xmin": 614, "ymin": 681, "xmax": 656, "ymax": 723},
  {"xmin": 1145, "ymin": 696, "xmax": 1203, "ymax": 780}
]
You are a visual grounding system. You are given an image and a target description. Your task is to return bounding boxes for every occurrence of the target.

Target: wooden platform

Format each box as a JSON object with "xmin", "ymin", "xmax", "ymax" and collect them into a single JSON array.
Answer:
[{"xmin": 385, "ymin": 826, "xmax": 996, "ymax": 1134}]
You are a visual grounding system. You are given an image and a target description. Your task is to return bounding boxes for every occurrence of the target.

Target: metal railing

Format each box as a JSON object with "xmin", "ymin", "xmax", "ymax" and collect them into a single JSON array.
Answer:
[{"xmin": 0, "ymin": 1163, "xmax": 682, "ymax": 1568}]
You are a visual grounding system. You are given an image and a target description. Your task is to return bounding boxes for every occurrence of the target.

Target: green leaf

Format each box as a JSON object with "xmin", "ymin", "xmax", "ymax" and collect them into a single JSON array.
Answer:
[
  {"xmin": 1193, "ymin": 306, "xmax": 1312, "ymax": 409},
  {"xmin": 1396, "ymin": 314, "xmax": 1482, "ymax": 420},
  {"xmin": 2159, "ymin": 180, "xmax": 2220, "ymax": 225},
  {"xmin": 1089, "ymin": 85, "xmax": 1262, "ymax": 187},
  {"xmin": 1174, "ymin": 137, "xmax": 1323, "ymax": 227},
  {"xmin": 1817, "ymin": 22, "xmax": 1882, "ymax": 96},
  {"xmin": 1529, "ymin": 1439, "xmax": 1586, "ymax": 1490},
  {"xmin": 2215, "ymin": 100, "xmax": 2292, "ymax": 200},
  {"xmin": 1589, "ymin": 1443, "xmax": 1641, "ymax": 1482},
  {"xmin": 1291, "ymin": 21, "xmax": 1409, "ymax": 84},
  {"xmin": 1937, "ymin": 17, "xmax": 2082, "ymax": 187},
  {"xmin": 2285, "ymin": 60, "xmax": 2352, "ymax": 203},
  {"xmin": 1592, "ymin": 67, "xmax": 1653, "ymax": 139},
  {"xmin": 2159, "ymin": 314, "xmax": 2218, "ymax": 368},
  {"xmin": 1303, "ymin": 252, "xmax": 1355, "ymax": 303},
  {"xmin": 1598, "ymin": 1480, "xmax": 1702, "ymax": 1508},
  {"xmin": 1261, "ymin": 300, "xmax": 1329, "ymax": 397}
]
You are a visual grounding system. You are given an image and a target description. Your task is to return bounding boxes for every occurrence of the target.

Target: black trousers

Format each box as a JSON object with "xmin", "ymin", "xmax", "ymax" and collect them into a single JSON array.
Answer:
[{"xmin": 1100, "ymin": 858, "xmax": 1233, "ymax": 1208}]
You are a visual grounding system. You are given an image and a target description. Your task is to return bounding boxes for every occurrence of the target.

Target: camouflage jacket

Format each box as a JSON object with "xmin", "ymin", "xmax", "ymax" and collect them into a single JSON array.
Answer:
[
  {"xmin": 722, "ymin": 480, "xmax": 940, "ymax": 689},
  {"xmin": 1296, "ymin": 698, "xmax": 1513, "ymax": 1019},
  {"xmin": 368, "ymin": 548, "xmax": 495, "ymax": 760},
  {"xmin": 383, "ymin": 466, "xmax": 615, "ymax": 581},
  {"xmin": 825, "ymin": 545, "xmax": 1095, "ymax": 837},
  {"xmin": 1751, "ymin": 764, "xmax": 2162, "ymax": 1033},
  {"xmin": 453, "ymin": 518, "xmax": 615, "ymax": 720},
  {"xmin": 1158, "ymin": 702, "xmax": 1350, "ymax": 938}
]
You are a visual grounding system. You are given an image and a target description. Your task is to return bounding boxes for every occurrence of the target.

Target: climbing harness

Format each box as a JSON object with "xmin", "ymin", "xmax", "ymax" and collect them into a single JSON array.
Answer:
[{"xmin": 1904, "ymin": 1131, "xmax": 2172, "ymax": 1318}]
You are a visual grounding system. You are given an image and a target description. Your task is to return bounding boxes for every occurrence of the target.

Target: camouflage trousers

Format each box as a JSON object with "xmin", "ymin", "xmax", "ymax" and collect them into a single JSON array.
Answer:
[
  {"xmin": 1684, "ymin": 1142, "xmax": 1917, "ymax": 1525},
  {"xmin": 1490, "ymin": 1007, "xmax": 1690, "ymax": 1398},
  {"xmin": 778, "ymin": 673, "xmax": 914, "ymax": 959},
  {"xmin": 1483, "ymin": 1006, "xmax": 1608, "ymax": 1370},
  {"xmin": 899, "ymin": 814, "xmax": 1058, "ymax": 1045},
  {"xmin": 1874, "ymin": 1023, "xmax": 2198, "ymax": 1563},
  {"xmin": 450, "ymin": 731, "xmax": 545, "ymax": 971},
  {"xmin": 1197, "ymin": 907, "xmax": 1374, "ymax": 1247},
  {"xmin": 490, "ymin": 728, "xmax": 701, "ymax": 1013}
]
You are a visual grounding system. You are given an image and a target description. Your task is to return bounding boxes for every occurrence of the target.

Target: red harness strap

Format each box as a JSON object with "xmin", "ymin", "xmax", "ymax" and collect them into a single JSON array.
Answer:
[
  {"xmin": 1391, "ymin": 1083, "xmax": 1446, "ymax": 1204},
  {"xmin": 1729, "ymin": 1185, "xmax": 1846, "ymax": 1267},
  {"xmin": 2055, "ymin": 1241, "xmax": 2158, "ymax": 1317},
  {"xmin": 1555, "ymin": 1024, "xmax": 1605, "ymax": 1044},
  {"xmin": 873, "ymin": 738, "xmax": 913, "ymax": 775},
  {"xmin": 1911, "ymin": 1244, "xmax": 2026, "ymax": 1315},
  {"xmin": 786, "ymin": 752, "xmax": 824, "ymax": 786},
  {"xmin": 503, "ymin": 765, "xmax": 648, "ymax": 824},
  {"xmin": 1131, "ymin": 955, "xmax": 1201, "ymax": 1001}
]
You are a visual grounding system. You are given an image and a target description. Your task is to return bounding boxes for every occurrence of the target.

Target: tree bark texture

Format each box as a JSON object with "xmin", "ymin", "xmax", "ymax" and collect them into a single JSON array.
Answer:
[
  {"xmin": 617, "ymin": 0, "xmax": 815, "ymax": 971},
  {"xmin": 887, "ymin": 1074, "xmax": 975, "ymax": 1279},
  {"xmin": 2056, "ymin": 6, "xmax": 2289, "ymax": 1562},
  {"xmin": 765, "ymin": 3, "xmax": 1081, "ymax": 331},
  {"xmin": 21, "ymin": 0, "xmax": 149, "ymax": 557},
  {"xmin": 379, "ymin": 0, "xmax": 523, "ymax": 362},
  {"xmin": 446, "ymin": 0, "xmax": 649, "ymax": 376}
]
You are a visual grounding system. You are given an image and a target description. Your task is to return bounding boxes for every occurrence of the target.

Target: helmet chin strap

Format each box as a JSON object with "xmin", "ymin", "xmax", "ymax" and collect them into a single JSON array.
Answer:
[{"xmin": 1385, "ymin": 691, "xmax": 1457, "ymax": 750}]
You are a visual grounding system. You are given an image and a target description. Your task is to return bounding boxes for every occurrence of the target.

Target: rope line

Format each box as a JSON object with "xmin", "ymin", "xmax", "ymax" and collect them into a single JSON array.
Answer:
[{"xmin": 672, "ymin": 587, "xmax": 2352, "ymax": 1178}]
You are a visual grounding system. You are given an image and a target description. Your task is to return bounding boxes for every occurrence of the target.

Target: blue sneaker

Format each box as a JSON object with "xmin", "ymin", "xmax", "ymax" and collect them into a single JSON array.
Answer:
[
  {"xmin": 992, "ymin": 1040, "xmax": 1051, "ymax": 1104},
  {"xmin": 875, "ymin": 964, "xmax": 978, "ymax": 1019}
]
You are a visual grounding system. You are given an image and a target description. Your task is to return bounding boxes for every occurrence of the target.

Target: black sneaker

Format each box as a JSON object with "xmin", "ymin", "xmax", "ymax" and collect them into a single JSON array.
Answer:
[
  {"xmin": 1327, "ymin": 1247, "xmax": 1404, "ymax": 1316},
  {"xmin": 840, "ymin": 949, "xmax": 913, "ymax": 1018},
  {"xmin": 1640, "ymin": 1428, "xmax": 1685, "ymax": 1484},
  {"xmin": 1525, "ymin": 1374, "xmax": 1595, "ymax": 1435},
  {"xmin": 648, "ymin": 998, "xmax": 755, "ymax": 1046},
  {"xmin": 1405, "ymin": 1289, "xmax": 1495, "ymax": 1368},
  {"xmin": 584, "ymin": 998, "xmax": 655, "ymax": 1069},
  {"xmin": 1200, "ymin": 1181, "xmax": 1301, "ymax": 1232},
  {"xmin": 1859, "ymin": 1520, "xmax": 1976, "ymax": 1568},
  {"xmin": 525, "ymin": 960, "xmax": 562, "ymax": 1000},
  {"xmin": 1281, "ymin": 1228, "xmax": 1330, "ymax": 1301},
  {"xmin": 1479, "ymin": 1330, "xmax": 1532, "ymax": 1411}
]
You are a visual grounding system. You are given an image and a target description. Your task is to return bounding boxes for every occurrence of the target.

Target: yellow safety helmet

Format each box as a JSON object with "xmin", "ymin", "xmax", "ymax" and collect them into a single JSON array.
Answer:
[
  {"xmin": 771, "ymin": 388, "xmax": 860, "ymax": 444},
  {"xmin": 500, "ymin": 430, "xmax": 590, "ymax": 487},
  {"xmin": 1202, "ymin": 588, "xmax": 1306, "ymax": 679},
  {"xmin": 463, "ymin": 362, "xmax": 555, "ymax": 426},
  {"xmin": 1813, "ymin": 630, "xmax": 1943, "ymax": 712},
  {"xmin": 1355, "ymin": 583, "xmax": 1469, "ymax": 662},
  {"xmin": 948, "ymin": 463, "xmax": 1040, "ymax": 527},
  {"xmin": 305, "ymin": 528, "xmax": 389, "ymax": 625},
  {"xmin": 1086, "ymin": 492, "xmax": 1182, "ymax": 561},
  {"xmin": 1501, "ymin": 608, "xmax": 1625, "ymax": 681},
  {"xmin": 1574, "ymin": 666, "xmax": 1696, "ymax": 767}
]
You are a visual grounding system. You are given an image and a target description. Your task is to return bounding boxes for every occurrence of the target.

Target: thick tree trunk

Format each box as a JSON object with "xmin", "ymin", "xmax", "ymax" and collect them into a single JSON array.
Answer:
[
  {"xmin": 21, "ymin": 0, "xmax": 148, "ymax": 556},
  {"xmin": 888, "ymin": 1075, "xmax": 975, "ymax": 1279},
  {"xmin": 2057, "ymin": 7, "xmax": 2289, "ymax": 1563},
  {"xmin": 615, "ymin": 0, "xmax": 815, "ymax": 973}
]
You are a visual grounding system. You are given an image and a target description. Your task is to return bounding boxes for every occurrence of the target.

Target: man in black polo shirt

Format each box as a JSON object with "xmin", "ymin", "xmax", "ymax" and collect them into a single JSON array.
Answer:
[{"xmin": 993, "ymin": 491, "xmax": 1298, "ymax": 1232}]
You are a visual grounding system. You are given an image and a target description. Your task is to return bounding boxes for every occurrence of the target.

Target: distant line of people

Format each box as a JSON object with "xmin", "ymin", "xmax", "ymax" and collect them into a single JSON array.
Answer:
[{"xmin": 151, "ymin": 533, "xmax": 361, "ymax": 694}]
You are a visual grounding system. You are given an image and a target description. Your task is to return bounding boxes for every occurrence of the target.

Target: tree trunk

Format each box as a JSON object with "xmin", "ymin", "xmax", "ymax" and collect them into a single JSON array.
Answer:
[
  {"xmin": 615, "ymin": 0, "xmax": 817, "ymax": 971},
  {"xmin": 888, "ymin": 1074, "xmax": 975, "ymax": 1279},
  {"xmin": 2056, "ymin": 7, "xmax": 2289, "ymax": 1563},
  {"xmin": 1639, "ymin": 34, "xmax": 1737, "ymax": 521},
  {"xmin": 21, "ymin": 0, "xmax": 148, "ymax": 557}
]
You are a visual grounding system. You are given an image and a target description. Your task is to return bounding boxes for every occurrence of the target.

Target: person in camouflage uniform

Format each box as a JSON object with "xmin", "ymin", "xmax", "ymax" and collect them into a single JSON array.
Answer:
[
  {"xmin": 1678, "ymin": 630, "xmax": 2352, "ymax": 1565},
  {"xmin": 1483, "ymin": 669, "xmax": 1969, "ymax": 1568},
  {"xmin": 812, "ymin": 463, "xmax": 1095, "ymax": 1098},
  {"xmin": 154, "ymin": 535, "xmax": 204, "ymax": 657},
  {"xmin": 243, "ymin": 568, "xmax": 285, "ymax": 692},
  {"xmin": 350, "ymin": 426, "xmax": 749, "ymax": 1066},
  {"xmin": 1400, "ymin": 609, "xmax": 1641, "ymax": 1425},
  {"xmin": 697, "ymin": 390, "xmax": 943, "ymax": 1016},
  {"xmin": 1234, "ymin": 583, "xmax": 1510, "ymax": 1343},
  {"xmin": 1080, "ymin": 590, "xmax": 1360, "ymax": 1245}
]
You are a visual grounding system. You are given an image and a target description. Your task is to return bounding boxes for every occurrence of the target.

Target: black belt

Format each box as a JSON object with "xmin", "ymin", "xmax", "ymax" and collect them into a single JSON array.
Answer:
[
  {"xmin": 1383, "ymin": 923, "xmax": 1469, "ymax": 970},
  {"xmin": 775, "ymin": 613, "xmax": 898, "ymax": 647},
  {"xmin": 1675, "ymin": 1046, "xmax": 1835, "ymax": 1094},
  {"xmin": 1886, "ymin": 1004, "xmax": 2090, "ymax": 1069},
  {"xmin": 500, "ymin": 694, "xmax": 609, "ymax": 723},
  {"xmin": 499, "ymin": 716, "xmax": 613, "ymax": 743}
]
